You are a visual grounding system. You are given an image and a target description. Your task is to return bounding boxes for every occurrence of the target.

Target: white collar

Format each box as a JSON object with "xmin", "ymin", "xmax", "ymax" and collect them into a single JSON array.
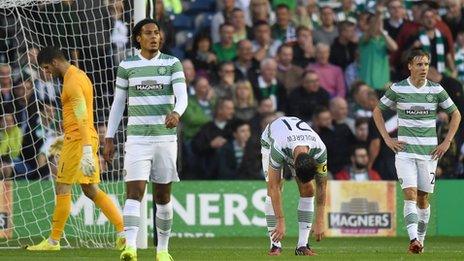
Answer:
[
  {"xmin": 138, "ymin": 51, "xmax": 161, "ymax": 61},
  {"xmin": 258, "ymin": 76, "xmax": 277, "ymax": 88}
]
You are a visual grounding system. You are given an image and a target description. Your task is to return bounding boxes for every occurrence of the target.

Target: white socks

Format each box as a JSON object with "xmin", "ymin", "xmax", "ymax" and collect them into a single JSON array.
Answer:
[
  {"xmin": 417, "ymin": 205, "xmax": 430, "ymax": 244},
  {"xmin": 297, "ymin": 197, "xmax": 314, "ymax": 248},
  {"xmin": 265, "ymin": 196, "xmax": 281, "ymax": 248},
  {"xmin": 404, "ymin": 200, "xmax": 418, "ymax": 241},
  {"xmin": 156, "ymin": 202, "xmax": 173, "ymax": 252},
  {"xmin": 123, "ymin": 199, "xmax": 141, "ymax": 248}
]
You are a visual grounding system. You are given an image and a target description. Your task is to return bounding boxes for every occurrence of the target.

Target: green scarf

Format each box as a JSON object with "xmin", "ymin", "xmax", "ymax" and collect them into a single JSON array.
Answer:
[{"xmin": 419, "ymin": 29, "xmax": 445, "ymax": 73}]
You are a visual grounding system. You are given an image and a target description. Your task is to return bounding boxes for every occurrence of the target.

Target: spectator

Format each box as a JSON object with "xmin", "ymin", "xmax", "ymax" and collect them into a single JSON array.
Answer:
[
  {"xmin": 34, "ymin": 67, "xmax": 60, "ymax": 102},
  {"xmin": 211, "ymin": 0, "xmax": 236, "ymax": 44},
  {"xmin": 249, "ymin": 98, "xmax": 275, "ymax": 139},
  {"xmin": 19, "ymin": 47, "xmax": 40, "ymax": 81},
  {"xmin": 330, "ymin": 97, "xmax": 355, "ymax": 133},
  {"xmin": 313, "ymin": 106, "xmax": 356, "ymax": 174},
  {"xmin": 248, "ymin": 0, "xmax": 275, "ymax": 26},
  {"xmin": 358, "ymin": 9, "xmax": 398, "ymax": 92},
  {"xmin": 307, "ymin": 43, "xmax": 346, "ymax": 98},
  {"xmin": 344, "ymin": 49, "xmax": 360, "ymax": 88},
  {"xmin": 336, "ymin": 0, "xmax": 357, "ymax": 23},
  {"xmin": 182, "ymin": 59, "xmax": 196, "ymax": 95},
  {"xmin": 234, "ymin": 39, "xmax": 260, "ymax": 80},
  {"xmin": 292, "ymin": 26, "xmax": 316, "ymax": 68},
  {"xmin": 330, "ymin": 21, "xmax": 358, "ymax": 71},
  {"xmin": 271, "ymin": 4, "xmax": 296, "ymax": 42},
  {"xmin": 442, "ymin": 0, "xmax": 464, "ymax": 40},
  {"xmin": 313, "ymin": 6, "xmax": 339, "ymax": 45},
  {"xmin": 383, "ymin": 0, "xmax": 406, "ymax": 40},
  {"xmin": 251, "ymin": 21, "xmax": 281, "ymax": 62},
  {"xmin": 0, "ymin": 113, "xmax": 23, "ymax": 180},
  {"xmin": 0, "ymin": 64, "xmax": 14, "ymax": 110},
  {"xmin": 182, "ymin": 76, "xmax": 216, "ymax": 143},
  {"xmin": 231, "ymin": 7, "xmax": 253, "ymax": 43},
  {"xmin": 251, "ymin": 58, "xmax": 286, "ymax": 111},
  {"xmin": 217, "ymin": 120, "xmax": 262, "ymax": 179},
  {"xmin": 186, "ymin": 33, "xmax": 217, "ymax": 76},
  {"xmin": 334, "ymin": 146, "xmax": 381, "ymax": 181},
  {"xmin": 192, "ymin": 98, "xmax": 235, "ymax": 179},
  {"xmin": 212, "ymin": 23, "xmax": 238, "ymax": 63},
  {"xmin": 286, "ymin": 70, "xmax": 330, "ymax": 122},
  {"xmin": 405, "ymin": 9, "xmax": 456, "ymax": 76},
  {"xmin": 276, "ymin": 44, "xmax": 304, "ymax": 94},
  {"xmin": 233, "ymin": 80, "xmax": 257, "ymax": 121},
  {"xmin": 456, "ymin": 29, "xmax": 464, "ymax": 83},
  {"xmin": 213, "ymin": 62, "xmax": 236, "ymax": 99},
  {"xmin": 110, "ymin": 0, "xmax": 129, "ymax": 65},
  {"xmin": 354, "ymin": 117, "xmax": 370, "ymax": 149},
  {"xmin": 293, "ymin": 0, "xmax": 320, "ymax": 29},
  {"xmin": 348, "ymin": 81, "xmax": 372, "ymax": 119}
]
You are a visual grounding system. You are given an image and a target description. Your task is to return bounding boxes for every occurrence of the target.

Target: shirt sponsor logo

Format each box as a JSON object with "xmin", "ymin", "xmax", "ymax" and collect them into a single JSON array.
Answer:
[
  {"xmin": 136, "ymin": 80, "xmax": 163, "ymax": 90},
  {"xmin": 405, "ymin": 106, "xmax": 430, "ymax": 115}
]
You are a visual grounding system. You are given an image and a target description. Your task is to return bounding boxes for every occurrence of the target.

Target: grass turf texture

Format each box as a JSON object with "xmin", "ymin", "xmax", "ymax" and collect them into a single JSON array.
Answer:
[{"xmin": 1, "ymin": 237, "xmax": 463, "ymax": 260}]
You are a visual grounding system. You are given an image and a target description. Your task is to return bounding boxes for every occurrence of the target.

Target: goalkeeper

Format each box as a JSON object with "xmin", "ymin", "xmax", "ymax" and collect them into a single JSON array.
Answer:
[{"xmin": 26, "ymin": 47, "xmax": 125, "ymax": 251}]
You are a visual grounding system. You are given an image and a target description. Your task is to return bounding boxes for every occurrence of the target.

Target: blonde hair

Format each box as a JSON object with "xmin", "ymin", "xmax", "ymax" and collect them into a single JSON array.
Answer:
[{"xmin": 233, "ymin": 80, "xmax": 256, "ymax": 107}]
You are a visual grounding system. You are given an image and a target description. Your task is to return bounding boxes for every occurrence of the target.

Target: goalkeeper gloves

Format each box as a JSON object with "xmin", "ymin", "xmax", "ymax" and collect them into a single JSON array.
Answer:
[
  {"xmin": 49, "ymin": 135, "xmax": 64, "ymax": 156},
  {"xmin": 80, "ymin": 145, "xmax": 96, "ymax": 176}
]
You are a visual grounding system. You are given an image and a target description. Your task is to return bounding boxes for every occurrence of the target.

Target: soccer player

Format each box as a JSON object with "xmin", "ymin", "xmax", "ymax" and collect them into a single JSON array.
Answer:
[
  {"xmin": 103, "ymin": 19, "xmax": 187, "ymax": 261},
  {"xmin": 373, "ymin": 49, "xmax": 461, "ymax": 254},
  {"xmin": 261, "ymin": 116, "xmax": 328, "ymax": 256},
  {"xmin": 26, "ymin": 47, "xmax": 125, "ymax": 251}
]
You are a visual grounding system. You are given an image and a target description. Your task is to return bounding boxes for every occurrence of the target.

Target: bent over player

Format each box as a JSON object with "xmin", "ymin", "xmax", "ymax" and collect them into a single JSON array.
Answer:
[
  {"xmin": 373, "ymin": 49, "xmax": 461, "ymax": 253},
  {"xmin": 27, "ymin": 47, "xmax": 124, "ymax": 251},
  {"xmin": 261, "ymin": 116, "xmax": 328, "ymax": 256},
  {"xmin": 104, "ymin": 19, "xmax": 188, "ymax": 261}
]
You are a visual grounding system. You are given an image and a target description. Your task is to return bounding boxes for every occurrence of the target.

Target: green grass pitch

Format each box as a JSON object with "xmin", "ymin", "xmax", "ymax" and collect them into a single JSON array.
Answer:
[{"xmin": 2, "ymin": 237, "xmax": 464, "ymax": 260}]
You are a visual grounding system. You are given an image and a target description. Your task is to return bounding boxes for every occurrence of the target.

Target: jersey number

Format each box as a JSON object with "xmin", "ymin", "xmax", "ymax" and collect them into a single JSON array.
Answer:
[{"xmin": 281, "ymin": 119, "xmax": 311, "ymax": 132}]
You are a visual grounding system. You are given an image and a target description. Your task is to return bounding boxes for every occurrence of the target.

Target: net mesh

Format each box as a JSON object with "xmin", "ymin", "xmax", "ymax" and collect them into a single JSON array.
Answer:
[{"xmin": 0, "ymin": 0, "xmax": 132, "ymax": 248}]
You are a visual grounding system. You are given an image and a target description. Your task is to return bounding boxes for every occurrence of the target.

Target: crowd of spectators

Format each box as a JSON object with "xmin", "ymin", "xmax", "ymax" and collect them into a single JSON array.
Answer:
[{"xmin": 1, "ymin": 0, "xmax": 464, "ymax": 182}]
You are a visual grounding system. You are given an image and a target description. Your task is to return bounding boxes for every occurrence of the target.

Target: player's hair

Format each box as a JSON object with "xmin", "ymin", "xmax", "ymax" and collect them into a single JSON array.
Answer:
[
  {"xmin": 37, "ymin": 46, "xmax": 66, "ymax": 65},
  {"xmin": 294, "ymin": 153, "xmax": 317, "ymax": 183},
  {"xmin": 406, "ymin": 48, "xmax": 431, "ymax": 65},
  {"xmin": 132, "ymin": 18, "xmax": 160, "ymax": 49}
]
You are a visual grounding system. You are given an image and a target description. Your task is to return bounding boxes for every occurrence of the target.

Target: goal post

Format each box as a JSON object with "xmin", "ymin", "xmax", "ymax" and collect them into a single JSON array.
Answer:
[{"xmin": 0, "ymin": 0, "xmax": 147, "ymax": 248}]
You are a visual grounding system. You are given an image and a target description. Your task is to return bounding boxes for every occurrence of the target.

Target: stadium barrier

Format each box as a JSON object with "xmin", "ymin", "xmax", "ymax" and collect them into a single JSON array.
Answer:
[{"xmin": 1, "ymin": 180, "xmax": 462, "ymax": 241}]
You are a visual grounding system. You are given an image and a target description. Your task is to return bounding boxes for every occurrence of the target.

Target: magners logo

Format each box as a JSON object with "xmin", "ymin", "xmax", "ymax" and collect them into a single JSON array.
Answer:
[
  {"xmin": 405, "ymin": 105, "xmax": 430, "ymax": 115},
  {"xmin": 328, "ymin": 198, "xmax": 391, "ymax": 234},
  {"xmin": 136, "ymin": 80, "xmax": 163, "ymax": 90}
]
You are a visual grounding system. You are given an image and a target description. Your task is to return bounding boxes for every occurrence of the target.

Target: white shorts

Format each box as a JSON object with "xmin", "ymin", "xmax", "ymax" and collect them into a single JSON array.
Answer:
[
  {"xmin": 395, "ymin": 156, "xmax": 437, "ymax": 193},
  {"xmin": 261, "ymin": 147, "xmax": 284, "ymax": 182},
  {"xmin": 124, "ymin": 141, "xmax": 180, "ymax": 184}
]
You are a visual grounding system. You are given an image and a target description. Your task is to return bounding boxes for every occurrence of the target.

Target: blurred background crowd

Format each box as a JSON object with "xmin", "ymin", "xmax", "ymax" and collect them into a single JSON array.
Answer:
[{"xmin": 1, "ymin": 0, "xmax": 464, "ymax": 182}]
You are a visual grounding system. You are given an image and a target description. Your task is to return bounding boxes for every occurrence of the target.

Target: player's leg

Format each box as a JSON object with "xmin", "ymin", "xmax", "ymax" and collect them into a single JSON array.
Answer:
[
  {"xmin": 262, "ymin": 147, "xmax": 283, "ymax": 255},
  {"xmin": 81, "ymin": 183, "xmax": 124, "ymax": 246},
  {"xmin": 151, "ymin": 141, "xmax": 179, "ymax": 261},
  {"xmin": 396, "ymin": 157, "xmax": 422, "ymax": 253},
  {"xmin": 120, "ymin": 142, "xmax": 152, "ymax": 260},
  {"xmin": 294, "ymin": 177, "xmax": 316, "ymax": 255},
  {"xmin": 416, "ymin": 159, "xmax": 437, "ymax": 249}
]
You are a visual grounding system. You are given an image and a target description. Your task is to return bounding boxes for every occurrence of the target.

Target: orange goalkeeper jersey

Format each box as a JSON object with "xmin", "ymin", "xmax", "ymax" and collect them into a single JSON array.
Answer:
[{"xmin": 61, "ymin": 65, "xmax": 97, "ymax": 144}]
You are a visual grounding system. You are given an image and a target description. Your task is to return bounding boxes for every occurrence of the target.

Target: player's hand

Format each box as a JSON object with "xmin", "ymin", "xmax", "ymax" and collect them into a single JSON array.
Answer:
[
  {"xmin": 385, "ymin": 137, "xmax": 406, "ymax": 153},
  {"xmin": 210, "ymin": 136, "xmax": 227, "ymax": 149},
  {"xmin": 271, "ymin": 218, "xmax": 285, "ymax": 242},
  {"xmin": 431, "ymin": 141, "xmax": 451, "ymax": 160},
  {"xmin": 311, "ymin": 219, "xmax": 325, "ymax": 241},
  {"xmin": 80, "ymin": 145, "xmax": 96, "ymax": 176},
  {"xmin": 103, "ymin": 138, "xmax": 115, "ymax": 164},
  {"xmin": 49, "ymin": 135, "xmax": 64, "ymax": 156},
  {"xmin": 165, "ymin": 111, "xmax": 180, "ymax": 129}
]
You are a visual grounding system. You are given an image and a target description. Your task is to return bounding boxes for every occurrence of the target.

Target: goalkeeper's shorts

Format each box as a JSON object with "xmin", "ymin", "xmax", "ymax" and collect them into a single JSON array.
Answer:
[{"xmin": 56, "ymin": 136, "xmax": 100, "ymax": 184}]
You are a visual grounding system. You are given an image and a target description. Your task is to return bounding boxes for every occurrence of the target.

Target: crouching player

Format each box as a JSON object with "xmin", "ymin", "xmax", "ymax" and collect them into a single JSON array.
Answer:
[{"xmin": 261, "ymin": 116, "xmax": 327, "ymax": 256}]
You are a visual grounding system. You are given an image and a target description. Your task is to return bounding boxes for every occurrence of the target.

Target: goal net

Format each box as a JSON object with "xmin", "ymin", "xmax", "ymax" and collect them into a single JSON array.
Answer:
[{"xmin": 0, "ymin": 0, "xmax": 132, "ymax": 248}]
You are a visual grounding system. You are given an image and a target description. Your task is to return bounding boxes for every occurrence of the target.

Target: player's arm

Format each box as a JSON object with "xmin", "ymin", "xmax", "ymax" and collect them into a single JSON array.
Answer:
[
  {"xmin": 104, "ymin": 64, "xmax": 129, "ymax": 163},
  {"xmin": 267, "ymin": 164, "xmax": 284, "ymax": 242},
  {"xmin": 166, "ymin": 59, "xmax": 188, "ymax": 129},
  {"xmin": 313, "ymin": 173, "xmax": 327, "ymax": 241},
  {"xmin": 432, "ymin": 90, "xmax": 461, "ymax": 159}
]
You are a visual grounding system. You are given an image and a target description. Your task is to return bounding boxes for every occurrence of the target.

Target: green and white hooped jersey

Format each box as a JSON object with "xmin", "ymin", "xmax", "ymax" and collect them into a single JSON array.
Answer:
[
  {"xmin": 378, "ymin": 78, "xmax": 457, "ymax": 159},
  {"xmin": 116, "ymin": 52, "xmax": 185, "ymax": 142},
  {"xmin": 261, "ymin": 116, "xmax": 327, "ymax": 170}
]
